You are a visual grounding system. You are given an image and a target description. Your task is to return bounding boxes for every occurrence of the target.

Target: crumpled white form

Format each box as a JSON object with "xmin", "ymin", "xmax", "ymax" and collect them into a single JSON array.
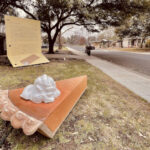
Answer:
[{"xmin": 20, "ymin": 74, "xmax": 60, "ymax": 103}]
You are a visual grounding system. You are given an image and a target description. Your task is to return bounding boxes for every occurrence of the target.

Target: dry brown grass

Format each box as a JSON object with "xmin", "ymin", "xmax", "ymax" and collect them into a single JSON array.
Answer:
[
  {"xmin": 42, "ymin": 46, "xmax": 69, "ymax": 53},
  {"xmin": 0, "ymin": 60, "xmax": 150, "ymax": 150},
  {"xmin": 106, "ymin": 47, "xmax": 150, "ymax": 53}
]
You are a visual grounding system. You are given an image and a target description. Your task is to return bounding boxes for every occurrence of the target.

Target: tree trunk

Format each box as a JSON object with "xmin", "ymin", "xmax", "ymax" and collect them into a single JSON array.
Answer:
[
  {"xmin": 46, "ymin": 28, "xmax": 60, "ymax": 54},
  {"xmin": 47, "ymin": 33, "xmax": 54, "ymax": 54},
  {"xmin": 48, "ymin": 41, "xmax": 54, "ymax": 54},
  {"xmin": 140, "ymin": 37, "xmax": 145, "ymax": 48},
  {"xmin": 121, "ymin": 40, "xmax": 123, "ymax": 48}
]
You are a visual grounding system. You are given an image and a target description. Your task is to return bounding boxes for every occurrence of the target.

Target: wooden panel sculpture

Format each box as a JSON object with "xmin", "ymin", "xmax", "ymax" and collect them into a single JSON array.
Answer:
[{"xmin": 5, "ymin": 15, "xmax": 49, "ymax": 67}]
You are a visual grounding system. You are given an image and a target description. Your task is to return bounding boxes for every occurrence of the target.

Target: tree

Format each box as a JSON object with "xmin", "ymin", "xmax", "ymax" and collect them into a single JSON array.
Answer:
[
  {"xmin": 115, "ymin": 25, "xmax": 130, "ymax": 48},
  {"xmin": 0, "ymin": 0, "xmax": 19, "ymax": 14},
  {"xmin": 67, "ymin": 34, "xmax": 85, "ymax": 45},
  {"xmin": 115, "ymin": 12, "xmax": 150, "ymax": 48},
  {"xmin": 12, "ymin": 0, "xmax": 146, "ymax": 53},
  {"xmin": 57, "ymin": 27, "xmax": 73, "ymax": 50},
  {"xmin": 129, "ymin": 14, "xmax": 150, "ymax": 48},
  {"xmin": 2, "ymin": 0, "xmax": 147, "ymax": 53},
  {"xmin": 0, "ymin": 0, "xmax": 19, "ymax": 29},
  {"xmin": 114, "ymin": 0, "xmax": 150, "ymax": 48},
  {"xmin": 0, "ymin": 0, "xmax": 19, "ymax": 55},
  {"xmin": 79, "ymin": 36, "xmax": 86, "ymax": 45},
  {"xmin": 98, "ymin": 28, "xmax": 118, "ymax": 42}
]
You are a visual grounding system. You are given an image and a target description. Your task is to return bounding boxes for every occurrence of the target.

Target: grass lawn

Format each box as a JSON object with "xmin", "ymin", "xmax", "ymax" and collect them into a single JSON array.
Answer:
[
  {"xmin": 0, "ymin": 60, "xmax": 150, "ymax": 150},
  {"xmin": 42, "ymin": 46, "xmax": 69, "ymax": 54},
  {"xmin": 106, "ymin": 47, "xmax": 150, "ymax": 53}
]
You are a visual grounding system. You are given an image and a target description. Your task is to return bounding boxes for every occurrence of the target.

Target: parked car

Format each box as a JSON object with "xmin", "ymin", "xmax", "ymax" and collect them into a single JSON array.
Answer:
[{"xmin": 41, "ymin": 44, "xmax": 48, "ymax": 49}]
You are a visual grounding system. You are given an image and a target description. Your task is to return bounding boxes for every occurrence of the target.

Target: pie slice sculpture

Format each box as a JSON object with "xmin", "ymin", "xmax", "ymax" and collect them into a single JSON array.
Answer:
[{"xmin": 0, "ymin": 76, "xmax": 87, "ymax": 138}]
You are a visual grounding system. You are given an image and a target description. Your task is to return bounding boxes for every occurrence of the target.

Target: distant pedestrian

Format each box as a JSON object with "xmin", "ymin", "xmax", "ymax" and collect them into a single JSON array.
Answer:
[{"xmin": 85, "ymin": 43, "xmax": 95, "ymax": 56}]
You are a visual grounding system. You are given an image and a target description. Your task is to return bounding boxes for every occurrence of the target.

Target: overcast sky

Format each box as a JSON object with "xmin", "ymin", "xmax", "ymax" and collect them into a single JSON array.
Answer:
[
  {"xmin": 17, "ymin": 8, "xmax": 97, "ymax": 38},
  {"xmin": 17, "ymin": 7, "xmax": 114, "ymax": 39}
]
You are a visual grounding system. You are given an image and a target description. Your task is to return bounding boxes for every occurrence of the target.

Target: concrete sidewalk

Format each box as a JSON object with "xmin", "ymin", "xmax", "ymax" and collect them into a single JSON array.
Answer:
[{"xmin": 67, "ymin": 47, "xmax": 150, "ymax": 103}]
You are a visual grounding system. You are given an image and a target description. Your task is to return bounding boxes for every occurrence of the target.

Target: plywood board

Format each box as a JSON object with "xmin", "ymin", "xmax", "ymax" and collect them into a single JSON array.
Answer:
[{"xmin": 5, "ymin": 15, "xmax": 49, "ymax": 67}]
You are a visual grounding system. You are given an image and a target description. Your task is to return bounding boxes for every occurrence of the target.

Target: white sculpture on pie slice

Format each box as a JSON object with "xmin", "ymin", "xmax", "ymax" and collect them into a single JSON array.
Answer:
[{"xmin": 20, "ymin": 74, "xmax": 60, "ymax": 103}]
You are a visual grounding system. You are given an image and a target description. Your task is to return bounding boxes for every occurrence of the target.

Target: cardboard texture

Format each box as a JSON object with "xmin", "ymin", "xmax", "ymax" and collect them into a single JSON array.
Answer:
[
  {"xmin": 5, "ymin": 15, "xmax": 49, "ymax": 67},
  {"xmin": 8, "ymin": 76, "xmax": 87, "ymax": 138}
]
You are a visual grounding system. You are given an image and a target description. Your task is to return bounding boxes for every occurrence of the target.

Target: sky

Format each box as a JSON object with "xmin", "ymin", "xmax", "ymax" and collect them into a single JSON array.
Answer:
[
  {"xmin": 17, "ymin": 9, "xmax": 79, "ymax": 38},
  {"xmin": 16, "ymin": 6, "xmax": 114, "ymax": 39}
]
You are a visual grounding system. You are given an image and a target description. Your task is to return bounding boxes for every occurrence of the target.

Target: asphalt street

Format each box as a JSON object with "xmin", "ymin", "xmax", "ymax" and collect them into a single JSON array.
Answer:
[{"xmin": 69, "ymin": 45, "xmax": 150, "ymax": 77}]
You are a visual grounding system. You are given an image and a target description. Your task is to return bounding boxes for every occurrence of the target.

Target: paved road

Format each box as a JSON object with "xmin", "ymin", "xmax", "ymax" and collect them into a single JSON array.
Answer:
[{"xmin": 69, "ymin": 45, "xmax": 150, "ymax": 77}]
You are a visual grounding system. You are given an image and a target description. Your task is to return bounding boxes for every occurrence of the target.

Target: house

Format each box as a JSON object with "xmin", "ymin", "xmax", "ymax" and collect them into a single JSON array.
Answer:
[
  {"xmin": 124, "ymin": 38, "xmax": 143, "ymax": 48},
  {"xmin": 92, "ymin": 39, "xmax": 113, "ymax": 48},
  {"xmin": 92, "ymin": 41, "xmax": 101, "ymax": 48},
  {"xmin": 113, "ymin": 37, "xmax": 148, "ymax": 48}
]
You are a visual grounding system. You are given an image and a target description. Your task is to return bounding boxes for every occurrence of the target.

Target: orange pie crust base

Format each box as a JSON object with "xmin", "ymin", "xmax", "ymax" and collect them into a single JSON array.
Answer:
[{"xmin": 0, "ymin": 76, "xmax": 87, "ymax": 138}]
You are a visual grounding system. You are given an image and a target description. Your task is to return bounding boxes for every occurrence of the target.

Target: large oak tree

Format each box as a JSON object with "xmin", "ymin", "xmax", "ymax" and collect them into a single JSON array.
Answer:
[
  {"xmin": 116, "ymin": 13, "xmax": 150, "ymax": 48},
  {"xmin": 3, "ymin": 0, "xmax": 150, "ymax": 53}
]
